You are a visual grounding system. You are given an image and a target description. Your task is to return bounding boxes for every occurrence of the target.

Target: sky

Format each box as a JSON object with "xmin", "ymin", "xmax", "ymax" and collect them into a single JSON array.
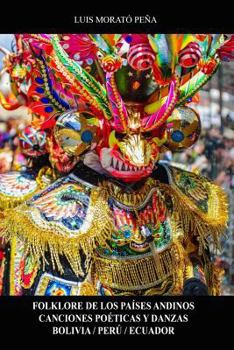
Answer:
[{"xmin": 0, "ymin": 34, "xmax": 15, "ymax": 69}]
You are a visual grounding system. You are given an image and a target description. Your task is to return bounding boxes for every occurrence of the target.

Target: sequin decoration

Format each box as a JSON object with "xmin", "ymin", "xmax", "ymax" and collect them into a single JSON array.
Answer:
[
  {"xmin": 28, "ymin": 176, "xmax": 91, "ymax": 232},
  {"xmin": 0, "ymin": 172, "xmax": 38, "ymax": 198},
  {"xmin": 35, "ymin": 273, "xmax": 81, "ymax": 295},
  {"xmin": 20, "ymin": 254, "xmax": 38, "ymax": 289}
]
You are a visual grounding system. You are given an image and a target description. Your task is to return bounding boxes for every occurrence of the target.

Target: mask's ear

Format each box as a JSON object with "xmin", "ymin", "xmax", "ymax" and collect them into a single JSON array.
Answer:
[
  {"xmin": 165, "ymin": 106, "xmax": 201, "ymax": 152},
  {"xmin": 54, "ymin": 110, "xmax": 99, "ymax": 156}
]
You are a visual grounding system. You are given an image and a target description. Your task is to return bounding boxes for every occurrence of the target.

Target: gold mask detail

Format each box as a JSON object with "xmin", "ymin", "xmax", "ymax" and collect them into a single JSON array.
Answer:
[{"xmin": 119, "ymin": 134, "xmax": 152, "ymax": 166}]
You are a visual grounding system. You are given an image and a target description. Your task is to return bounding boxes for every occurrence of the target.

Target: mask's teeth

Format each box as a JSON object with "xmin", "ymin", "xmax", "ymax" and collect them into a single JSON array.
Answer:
[
  {"xmin": 124, "ymin": 163, "xmax": 128, "ymax": 171},
  {"xmin": 113, "ymin": 158, "xmax": 118, "ymax": 169},
  {"xmin": 118, "ymin": 160, "xmax": 123, "ymax": 170}
]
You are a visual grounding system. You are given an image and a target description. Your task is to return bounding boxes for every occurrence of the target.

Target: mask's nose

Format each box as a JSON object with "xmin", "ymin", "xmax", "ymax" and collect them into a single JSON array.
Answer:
[{"xmin": 119, "ymin": 134, "xmax": 152, "ymax": 167}]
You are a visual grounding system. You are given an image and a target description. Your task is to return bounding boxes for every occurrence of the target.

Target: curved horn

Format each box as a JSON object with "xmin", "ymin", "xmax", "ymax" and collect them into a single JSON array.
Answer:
[
  {"xmin": 0, "ymin": 46, "xmax": 11, "ymax": 56},
  {"xmin": 142, "ymin": 78, "xmax": 178, "ymax": 131},
  {"xmin": 0, "ymin": 67, "xmax": 7, "ymax": 77},
  {"xmin": 51, "ymin": 34, "xmax": 112, "ymax": 120},
  {"xmin": 106, "ymin": 72, "xmax": 128, "ymax": 132}
]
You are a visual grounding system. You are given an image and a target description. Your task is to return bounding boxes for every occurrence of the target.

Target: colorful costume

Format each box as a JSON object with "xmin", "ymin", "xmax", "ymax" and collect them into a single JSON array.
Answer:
[
  {"xmin": 0, "ymin": 34, "xmax": 232, "ymax": 295},
  {"xmin": 0, "ymin": 36, "xmax": 78, "ymax": 294}
]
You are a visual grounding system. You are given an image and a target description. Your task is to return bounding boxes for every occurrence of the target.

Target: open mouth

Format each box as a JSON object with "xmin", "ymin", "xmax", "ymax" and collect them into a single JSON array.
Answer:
[
  {"xmin": 100, "ymin": 148, "xmax": 153, "ymax": 180},
  {"xmin": 130, "ymin": 241, "xmax": 149, "ymax": 252}
]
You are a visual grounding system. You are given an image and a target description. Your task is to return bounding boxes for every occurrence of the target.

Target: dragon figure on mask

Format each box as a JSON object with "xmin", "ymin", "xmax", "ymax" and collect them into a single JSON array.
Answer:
[{"xmin": 0, "ymin": 33, "xmax": 232, "ymax": 296}]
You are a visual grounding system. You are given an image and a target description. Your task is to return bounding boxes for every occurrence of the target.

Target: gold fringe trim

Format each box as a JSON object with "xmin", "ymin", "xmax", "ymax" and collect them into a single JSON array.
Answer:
[
  {"xmin": 0, "ymin": 167, "xmax": 56, "ymax": 211},
  {"xmin": 0, "ymin": 189, "xmax": 39, "ymax": 211},
  {"xmin": 205, "ymin": 262, "xmax": 225, "ymax": 296},
  {"xmin": 0, "ymin": 187, "xmax": 114, "ymax": 277},
  {"xmin": 159, "ymin": 181, "xmax": 228, "ymax": 254},
  {"xmin": 9, "ymin": 237, "xmax": 17, "ymax": 296},
  {"xmin": 94, "ymin": 242, "xmax": 184, "ymax": 291},
  {"xmin": 101, "ymin": 178, "xmax": 159, "ymax": 208}
]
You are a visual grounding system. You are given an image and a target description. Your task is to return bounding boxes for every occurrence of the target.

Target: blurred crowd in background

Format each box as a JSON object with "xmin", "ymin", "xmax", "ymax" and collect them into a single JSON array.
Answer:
[
  {"xmin": 0, "ymin": 117, "xmax": 27, "ymax": 173},
  {"xmin": 168, "ymin": 125, "xmax": 234, "ymax": 189},
  {"xmin": 165, "ymin": 120, "xmax": 234, "ymax": 294}
]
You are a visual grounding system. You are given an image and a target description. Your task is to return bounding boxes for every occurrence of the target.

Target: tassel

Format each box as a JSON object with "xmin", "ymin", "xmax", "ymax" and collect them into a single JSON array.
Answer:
[{"xmin": 0, "ymin": 187, "xmax": 114, "ymax": 277}]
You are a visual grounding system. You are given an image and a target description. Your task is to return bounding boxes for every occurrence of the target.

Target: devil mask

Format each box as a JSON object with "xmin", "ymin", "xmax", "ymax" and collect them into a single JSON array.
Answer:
[{"xmin": 8, "ymin": 34, "xmax": 233, "ymax": 181}]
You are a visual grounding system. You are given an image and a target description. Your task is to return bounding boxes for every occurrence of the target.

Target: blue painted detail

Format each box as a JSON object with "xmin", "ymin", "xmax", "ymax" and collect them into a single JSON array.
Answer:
[
  {"xmin": 35, "ymin": 77, "xmax": 44, "ymax": 84},
  {"xmin": 41, "ymin": 97, "xmax": 50, "ymax": 103},
  {"xmin": 81, "ymin": 130, "xmax": 93, "ymax": 143},
  {"xmin": 62, "ymin": 216, "xmax": 84, "ymax": 230},
  {"xmin": 36, "ymin": 87, "xmax": 44, "ymax": 94},
  {"xmin": 45, "ymin": 106, "xmax": 54, "ymax": 113},
  {"xmin": 123, "ymin": 230, "xmax": 132, "ymax": 239},
  {"xmin": 45, "ymin": 281, "xmax": 72, "ymax": 296},
  {"xmin": 171, "ymin": 130, "xmax": 184, "ymax": 142},
  {"xmin": 125, "ymin": 35, "xmax": 132, "ymax": 43},
  {"xmin": 39, "ymin": 56, "xmax": 70, "ymax": 110},
  {"xmin": 86, "ymin": 58, "xmax": 93, "ymax": 65}
]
